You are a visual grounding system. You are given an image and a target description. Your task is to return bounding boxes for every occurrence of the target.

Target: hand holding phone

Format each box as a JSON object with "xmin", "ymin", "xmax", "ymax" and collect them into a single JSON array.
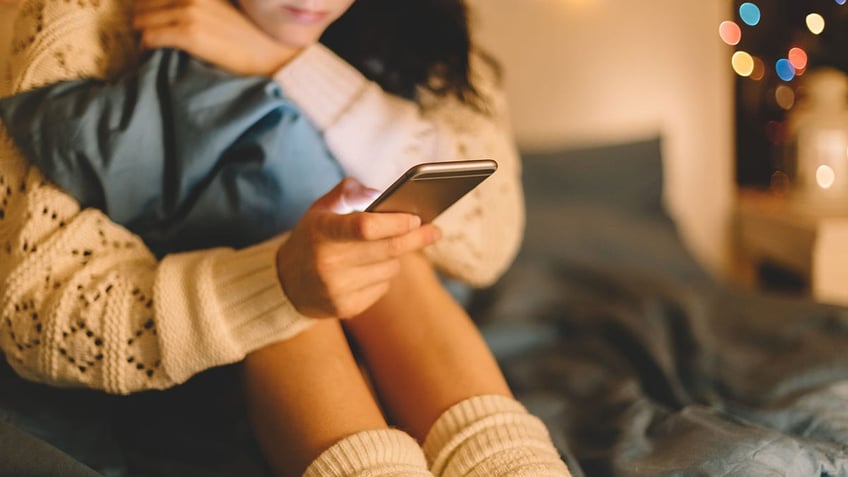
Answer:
[{"xmin": 365, "ymin": 159, "xmax": 497, "ymax": 224}]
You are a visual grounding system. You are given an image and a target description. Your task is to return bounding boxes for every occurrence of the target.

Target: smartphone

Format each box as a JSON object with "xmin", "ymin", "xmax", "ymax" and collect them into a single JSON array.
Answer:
[{"xmin": 365, "ymin": 159, "xmax": 498, "ymax": 223}]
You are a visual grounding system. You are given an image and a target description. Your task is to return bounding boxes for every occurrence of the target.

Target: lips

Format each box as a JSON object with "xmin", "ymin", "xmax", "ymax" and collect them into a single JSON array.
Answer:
[{"xmin": 283, "ymin": 6, "xmax": 329, "ymax": 24}]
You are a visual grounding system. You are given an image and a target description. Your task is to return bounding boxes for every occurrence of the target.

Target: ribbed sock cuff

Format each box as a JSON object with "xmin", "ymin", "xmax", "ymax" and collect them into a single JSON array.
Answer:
[
  {"xmin": 423, "ymin": 395, "xmax": 572, "ymax": 477},
  {"xmin": 303, "ymin": 428, "xmax": 432, "ymax": 477}
]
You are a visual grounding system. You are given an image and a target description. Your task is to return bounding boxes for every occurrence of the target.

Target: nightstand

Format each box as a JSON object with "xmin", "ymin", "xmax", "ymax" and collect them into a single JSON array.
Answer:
[{"xmin": 735, "ymin": 188, "xmax": 848, "ymax": 306}]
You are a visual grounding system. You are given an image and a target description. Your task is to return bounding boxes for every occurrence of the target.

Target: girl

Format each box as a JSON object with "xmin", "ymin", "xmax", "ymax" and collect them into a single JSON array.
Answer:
[{"xmin": 0, "ymin": 0, "xmax": 571, "ymax": 475}]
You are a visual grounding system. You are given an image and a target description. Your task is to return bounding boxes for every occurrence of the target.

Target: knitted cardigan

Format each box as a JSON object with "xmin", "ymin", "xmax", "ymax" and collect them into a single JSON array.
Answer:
[{"xmin": 0, "ymin": 0, "xmax": 524, "ymax": 394}]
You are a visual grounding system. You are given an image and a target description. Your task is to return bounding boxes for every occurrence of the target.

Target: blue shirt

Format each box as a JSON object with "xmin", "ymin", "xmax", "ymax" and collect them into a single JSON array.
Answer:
[{"xmin": 0, "ymin": 49, "xmax": 345, "ymax": 257}]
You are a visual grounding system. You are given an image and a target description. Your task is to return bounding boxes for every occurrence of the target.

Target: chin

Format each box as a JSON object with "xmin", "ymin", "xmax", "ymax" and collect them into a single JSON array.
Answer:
[{"xmin": 273, "ymin": 28, "xmax": 321, "ymax": 49}]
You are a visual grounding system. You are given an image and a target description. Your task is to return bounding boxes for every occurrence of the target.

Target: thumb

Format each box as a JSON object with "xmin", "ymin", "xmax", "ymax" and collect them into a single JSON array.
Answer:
[{"xmin": 318, "ymin": 178, "xmax": 381, "ymax": 214}]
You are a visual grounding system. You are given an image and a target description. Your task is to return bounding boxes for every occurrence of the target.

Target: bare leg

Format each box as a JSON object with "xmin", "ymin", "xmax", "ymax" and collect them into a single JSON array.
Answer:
[
  {"xmin": 344, "ymin": 253, "xmax": 512, "ymax": 441},
  {"xmin": 241, "ymin": 319, "xmax": 387, "ymax": 477}
]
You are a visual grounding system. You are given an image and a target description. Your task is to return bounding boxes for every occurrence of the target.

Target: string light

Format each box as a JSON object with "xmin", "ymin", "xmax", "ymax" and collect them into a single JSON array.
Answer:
[
  {"xmin": 719, "ymin": 3, "xmax": 844, "ymax": 86},
  {"xmin": 732, "ymin": 51, "xmax": 755, "ymax": 77},
  {"xmin": 725, "ymin": 0, "xmax": 847, "ymax": 195},
  {"xmin": 776, "ymin": 59, "xmax": 796, "ymax": 81},
  {"xmin": 775, "ymin": 85, "xmax": 795, "ymax": 110},
  {"xmin": 739, "ymin": 2, "xmax": 761, "ymax": 26},
  {"xmin": 751, "ymin": 57, "xmax": 766, "ymax": 80},
  {"xmin": 806, "ymin": 13, "xmax": 826, "ymax": 34},
  {"xmin": 788, "ymin": 47, "xmax": 808, "ymax": 70},
  {"xmin": 817, "ymin": 165, "xmax": 836, "ymax": 189},
  {"xmin": 719, "ymin": 21, "xmax": 742, "ymax": 45}
]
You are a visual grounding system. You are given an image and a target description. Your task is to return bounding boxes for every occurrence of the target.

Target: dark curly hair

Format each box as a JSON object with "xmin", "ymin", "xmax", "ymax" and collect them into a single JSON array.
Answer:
[{"xmin": 320, "ymin": 0, "xmax": 498, "ymax": 110}]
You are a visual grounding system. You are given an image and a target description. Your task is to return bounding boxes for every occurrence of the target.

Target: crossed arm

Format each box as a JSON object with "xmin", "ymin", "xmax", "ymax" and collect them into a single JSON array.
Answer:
[{"xmin": 0, "ymin": 0, "xmax": 523, "ymax": 392}]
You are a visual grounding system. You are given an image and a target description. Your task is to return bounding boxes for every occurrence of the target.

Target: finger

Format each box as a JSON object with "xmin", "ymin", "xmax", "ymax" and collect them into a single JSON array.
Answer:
[
  {"xmin": 313, "ymin": 177, "xmax": 380, "ymax": 214},
  {"xmin": 133, "ymin": 8, "xmax": 184, "ymax": 31},
  {"xmin": 136, "ymin": 0, "xmax": 233, "ymax": 19},
  {"xmin": 321, "ymin": 211, "xmax": 422, "ymax": 242},
  {"xmin": 335, "ymin": 282, "xmax": 392, "ymax": 319},
  {"xmin": 134, "ymin": 0, "xmax": 224, "ymax": 31},
  {"xmin": 339, "ymin": 178, "xmax": 382, "ymax": 213},
  {"xmin": 138, "ymin": 25, "xmax": 184, "ymax": 51},
  {"xmin": 133, "ymin": 0, "xmax": 184, "ymax": 13},
  {"xmin": 373, "ymin": 223, "xmax": 442, "ymax": 258},
  {"xmin": 323, "ymin": 259, "xmax": 401, "ymax": 298},
  {"xmin": 313, "ymin": 178, "xmax": 362, "ymax": 213},
  {"xmin": 139, "ymin": 22, "xmax": 207, "ymax": 52},
  {"xmin": 340, "ymin": 224, "xmax": 442, "ymax": 265}
]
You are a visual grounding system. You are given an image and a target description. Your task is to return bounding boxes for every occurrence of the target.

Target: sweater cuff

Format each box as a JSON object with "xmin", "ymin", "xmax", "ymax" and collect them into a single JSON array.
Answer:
[
  {"xmin": 155, "ymin": 234, "xmax": 316, "ymax": 384},
  {"xmin": 209, "ymin": 234, "xmax": 316, "ymax": 350},
  {"xmin": 273, "ymin": 43, "xmax": 369, "ymax": 130}
]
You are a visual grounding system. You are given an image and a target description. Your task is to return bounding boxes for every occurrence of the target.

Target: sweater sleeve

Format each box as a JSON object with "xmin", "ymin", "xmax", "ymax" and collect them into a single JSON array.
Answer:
[
  {"xmin": 274, "ymin": 44, "xmax": 524, "ymax": 287},
  {"xmin": 0, "ymin": 2, "xmax": 316, "ymax": 393},
  {"xmin": 0, "ymin": 135, "xmax": 316, "ymax": 393}
]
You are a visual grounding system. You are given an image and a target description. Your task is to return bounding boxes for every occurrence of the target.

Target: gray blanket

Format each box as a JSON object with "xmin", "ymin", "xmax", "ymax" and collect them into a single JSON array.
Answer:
[{"xmin": 476, "ymin": 138, "xmax": 848, "ymax": 476}]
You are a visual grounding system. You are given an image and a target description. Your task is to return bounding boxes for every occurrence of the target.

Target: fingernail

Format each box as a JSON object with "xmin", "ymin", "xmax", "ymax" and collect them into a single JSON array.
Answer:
[
  {"xmin": 365, "ymin": 187, "xmax": 381, "ymax": 200},
  {"xmin": 339, "ymin": 179, "xmax": 382, "ymax": 212},
  {"xmin": 409, "ymin": 215, "xmax": 421, "ymax": 229}
]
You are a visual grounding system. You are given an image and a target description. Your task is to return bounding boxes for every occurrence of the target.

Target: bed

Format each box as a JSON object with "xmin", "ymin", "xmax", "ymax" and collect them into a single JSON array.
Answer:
[
  {"xmin": 477, "ymin": 138, "xmax": 848, "ymax": 476},
  {"xmin": 2, "ymin": 138, "xmax": 848, "ymax": 476}
]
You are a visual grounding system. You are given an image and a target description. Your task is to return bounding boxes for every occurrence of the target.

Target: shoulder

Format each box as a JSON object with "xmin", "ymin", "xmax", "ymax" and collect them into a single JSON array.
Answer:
[
  {"xmin": 416, "ymin": 50, "xmax": 509, "ymax": 128},
  {"xmin": 6, "ymin": 0, "xmax": 138, "ymax": 93}
]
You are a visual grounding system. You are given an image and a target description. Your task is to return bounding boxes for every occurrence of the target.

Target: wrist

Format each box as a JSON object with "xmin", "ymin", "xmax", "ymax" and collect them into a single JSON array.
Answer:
[
  {"xmin": 261, "ymin": 43, "xmax": 300, "ymax": 76},
  {"xmin": 273, "ymin": 238, "xmax": 309, "ymax": 316},
  {"xmin": 274, "ymin": 239, "xmax": 290, "ymax": 294}
]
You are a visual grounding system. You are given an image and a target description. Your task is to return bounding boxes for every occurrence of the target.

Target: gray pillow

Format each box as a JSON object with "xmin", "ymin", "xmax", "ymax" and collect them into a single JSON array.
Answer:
[
  {"xmin": 521, "ymin": 138, "xmax": 665, "ymax": 218},
  {"xmin": 516, "ymin": 137, "xmax": 711, "ymax": 285}
]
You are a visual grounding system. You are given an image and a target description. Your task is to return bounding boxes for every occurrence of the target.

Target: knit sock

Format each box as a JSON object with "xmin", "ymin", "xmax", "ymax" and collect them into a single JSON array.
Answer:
[
  {"xmin": 303, "ymin": 428, "xmax": 433, "ymax": 476},
  {"xmin": 422, "ymin": 395, "xmax": 572, "ymax": 477}
]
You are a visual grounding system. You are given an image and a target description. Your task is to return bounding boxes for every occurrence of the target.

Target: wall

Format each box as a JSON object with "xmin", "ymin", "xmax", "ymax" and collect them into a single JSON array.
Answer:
[
  {"xmin": 468, "ymin": 0, "xmax": 736, "ymax": 276},
  {"xmin": 0, "ymin": 0, "xmax": 736, "ymax": 274}
]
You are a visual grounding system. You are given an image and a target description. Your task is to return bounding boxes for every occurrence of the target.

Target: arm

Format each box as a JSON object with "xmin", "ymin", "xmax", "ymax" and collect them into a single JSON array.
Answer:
[
  {"xmin": 0, "ymin": 48, "xmax": 335, "ymax": 254},
  {"xmin": 0, "ymin": 126, "xmax": 438, "ymax": 392},
  {"xmin": 0, "ymin": 2, "xmax": 431, "ymax": 393},
  {"xmin": 1, "ymin": 43, "xmax": 523, "ymax": 283},
  {"xmin": 0, "ymin": 129, "xmax": 314, "ymax": 393},
  {"xmin": 275, "ymin": 46, "xmax": 525, "ymax": 287},
  {"xmin": 124, "ymin": 0, "xmax": 523, "ymax": 285}
]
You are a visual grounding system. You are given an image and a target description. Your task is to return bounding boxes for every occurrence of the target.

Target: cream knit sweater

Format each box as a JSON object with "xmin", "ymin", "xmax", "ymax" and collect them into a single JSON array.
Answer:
[{"xmin": 0, "ymin": 0, "xmax": 524, "ymax": 394}]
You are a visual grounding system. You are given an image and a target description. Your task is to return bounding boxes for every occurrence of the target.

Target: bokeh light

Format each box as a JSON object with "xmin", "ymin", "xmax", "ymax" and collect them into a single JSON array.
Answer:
[
  {"xmin": 739, "ymin": 3, "xmax": 761, "ymax": 26},
  {"xmin": 775, "ymin": 85, "xmax": 795, "ymax": 110},
  {"xmin": 775, "ymin": 58, "xmax": 796, "ymax": 81},
  {"xmin": 719, "ymin": 21, "xmax": 742, "ymax": 45},
  {"xmin": 732, "ymin": 51, "xmax": 755, "ymax": 77},
  {"xmin": 750, "ymin": 56, "xmax": 766, "ymax": 80},
  {"xmin": 806, "ymin": 13, "xmax": 826, "ymax": 34},
  {"xmin": 788, "ymin": 47, "xmax": 808, "ymax": 70},
  {"xmin": 765, "ymin": 120, "xmax": 785, "ymax": 145},
  {"xmin": 770, "ymin": 170, "xmax": 790, "ymax": 195},
  {"xmin": 836, "ymin": 0, "xmax": 846, "ymax": 6},
  {"xmin": 817, "ymin": 164, "xmax": 836, "ymax": 189}
]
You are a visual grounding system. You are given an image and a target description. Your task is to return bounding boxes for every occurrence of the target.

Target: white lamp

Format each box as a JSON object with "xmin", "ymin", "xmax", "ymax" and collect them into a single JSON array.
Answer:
[{"xmin": 788, "ymin": 68, "xmax": 848, "ymax": 211}]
